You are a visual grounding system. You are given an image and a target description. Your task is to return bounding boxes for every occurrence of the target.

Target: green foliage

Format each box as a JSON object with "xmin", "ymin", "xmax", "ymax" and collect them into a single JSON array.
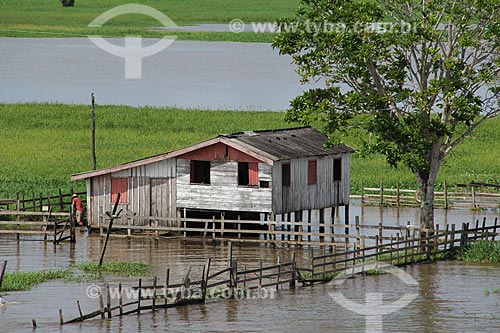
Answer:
[
  {"xmin": 1, "ymin": 103, "xmax": 500, "ymax": 197},
  {"xmin": 0, "ymin": 0, "xmax": 298, "ymax": 41},
  {"xmin": 0, "ymin": 270, "xmax": 71, "ymax": 291},
  {"xmin": 75, "ymin": 262, "xmax": 152, "ymax": 276},
  {"xmin": 456, "ymin": 241, "xmax": 500, "ymax": 263},
  {"xmin": 274, "ymin": 0, "xmax": 499, "ymax": 188},
  {"xmin": 0, "ymin": 103, "xmax": 289, "ymax": 196}
]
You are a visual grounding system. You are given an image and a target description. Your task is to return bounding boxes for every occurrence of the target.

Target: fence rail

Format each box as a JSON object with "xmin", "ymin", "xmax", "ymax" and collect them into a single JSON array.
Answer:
[
  {"xmin": 0, "ymin": 189, "xmax": 85, "ymax": 212},
  {"xmin": 357, "ymin": 180, "xmax": 500, "ymax": 209},
  {"xmin": 58, "ymin": 217, "xmax": 500, "ymax": 327}
]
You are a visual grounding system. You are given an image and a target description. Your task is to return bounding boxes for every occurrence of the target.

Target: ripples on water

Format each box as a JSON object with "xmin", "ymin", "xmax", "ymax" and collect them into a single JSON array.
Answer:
[{"xmin": 1, "ymin": 205, "xmax": 499, "ymax": 332}]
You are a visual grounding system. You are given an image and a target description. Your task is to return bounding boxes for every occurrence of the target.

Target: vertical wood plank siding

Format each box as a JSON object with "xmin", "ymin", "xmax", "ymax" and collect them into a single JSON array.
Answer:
[
  {"xmin": 88, "ymin": 159, "xmax": 176, "ymax": 226},
  {"xmin": 272, "ymin": 154, "xmax": 350, "ymax": 214},
  {"xmin": 176, "ymin": 159, "xmax": 273, "ymax": 212}
]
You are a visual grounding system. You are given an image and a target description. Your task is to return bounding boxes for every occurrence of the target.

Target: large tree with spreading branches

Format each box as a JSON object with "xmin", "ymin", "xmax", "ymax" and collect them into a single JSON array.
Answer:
[{"xmin": 273, "ymin": 0, "xmax": 499, "ymax": 229}]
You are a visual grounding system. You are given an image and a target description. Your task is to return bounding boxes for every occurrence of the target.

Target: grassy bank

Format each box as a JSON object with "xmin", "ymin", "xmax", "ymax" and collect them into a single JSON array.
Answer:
[
  {"xmin": 0, "ymin": 262, "xmax": 152, "ymax": 292},
  {"xmin": 0, "ymin": 0, "xmax": 297, "ymax": 42},
  {"xmin": 456, "ymin": 241, "xmax": 500, "ymax": 263},
  {"xmin": 0, "ymin": 103, "xmax": 499, "ymax": 196}
]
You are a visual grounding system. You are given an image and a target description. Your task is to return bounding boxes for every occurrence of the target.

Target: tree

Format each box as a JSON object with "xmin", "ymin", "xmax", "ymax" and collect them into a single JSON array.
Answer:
[{"xmin": 273, "ymin": 0, "xmax": 499, "ymax": 229}]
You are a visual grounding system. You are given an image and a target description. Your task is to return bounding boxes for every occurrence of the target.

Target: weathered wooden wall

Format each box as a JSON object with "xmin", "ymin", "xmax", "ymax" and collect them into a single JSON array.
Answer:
[
  {"xmin": 176, "ymin": 159, "xmax": 273, "ymax": 212},
  {"xmin": 272, "ymin": 154, "xmax": 350, "ymax": 214},
  {"xmin": 88, "ymin": 159, "xmax": 176, "ymax": 227}
]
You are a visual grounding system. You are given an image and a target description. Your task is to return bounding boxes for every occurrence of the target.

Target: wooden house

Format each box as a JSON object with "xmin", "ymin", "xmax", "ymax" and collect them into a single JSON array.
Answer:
[{"xmin": 70, "ymin": 127, "xmax": 355, "ymax": 230}]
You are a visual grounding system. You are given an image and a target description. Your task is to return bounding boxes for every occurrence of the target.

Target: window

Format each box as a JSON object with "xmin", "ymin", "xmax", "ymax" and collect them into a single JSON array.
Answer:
[
  {"xmin": 190, "ymin": 160, "xmax": 211, "ymax": 184},
  {"xmin": 333, "ymin": 158, "xmax": 342, "ymax": 181},
  {"xmin": 238, "ymin": 162, "xmax": 259, "ymax": 186},
  {"xmin": 308, "ymin": 160, "xmax": 317, "ymax": 185},
  {"xmin": 282, "ymin": 163, "xmax": 291, "ymax": 187},
  {"xmin": 111, "ymin": 178, "xmax": 128, "ymax": 203}
]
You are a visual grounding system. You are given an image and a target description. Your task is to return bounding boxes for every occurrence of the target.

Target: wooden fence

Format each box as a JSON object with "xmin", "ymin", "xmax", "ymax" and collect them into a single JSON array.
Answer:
[
  {"xmin": 0, "ymin": 189, "xmax": 85, "ymax": 212},
  {"xmin": 95, "ymin": 213, "xmax": 412, "ymax": 248},
  {"xmin": 357, "ymin": 180, "xmax": 500, "ymax": 209},
  {"xmin": 0, "ymin": 209, "xmax": 74, "ymax": 243},
  {"xmin": 59, "ymin": 218, "xmax": 500, "ymax": 326}
]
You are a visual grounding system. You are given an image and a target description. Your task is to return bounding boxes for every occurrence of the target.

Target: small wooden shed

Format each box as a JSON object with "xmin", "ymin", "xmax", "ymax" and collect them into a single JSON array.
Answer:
[{"xmin": 71, "ymin": 127, "xmax": 355, "ymax": 228}]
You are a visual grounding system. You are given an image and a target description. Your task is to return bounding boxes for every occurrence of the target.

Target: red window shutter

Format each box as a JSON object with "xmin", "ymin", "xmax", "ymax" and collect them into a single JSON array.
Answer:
[
  {"xmin": 248, "ymin": 162, "xmax": 259, "ymax": 186},
  {"xmin": 308, "ymin": 160, "xmax": 317, "ymax": 185},
  {"xmin": 111, "ymin": 178, "xmax": 128, "ymax": 203}
]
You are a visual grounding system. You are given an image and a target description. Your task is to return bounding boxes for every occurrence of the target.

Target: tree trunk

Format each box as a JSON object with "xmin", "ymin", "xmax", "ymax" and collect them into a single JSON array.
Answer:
[{"xmin": 416, "ymin": 143, "xmax": 442, "ymax": 231}]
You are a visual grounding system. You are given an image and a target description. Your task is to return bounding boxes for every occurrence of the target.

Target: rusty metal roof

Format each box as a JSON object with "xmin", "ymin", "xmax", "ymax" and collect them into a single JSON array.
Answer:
[{"xmin": 224, "ymin": 126, "xmax": 355, "ymax": 160}]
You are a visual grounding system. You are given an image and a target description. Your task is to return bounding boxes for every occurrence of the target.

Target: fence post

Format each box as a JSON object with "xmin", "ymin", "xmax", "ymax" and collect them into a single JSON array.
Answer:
[
  {"xmin": 443, "ymin": 180, "xmax": 448, "ymax": 209},
  {"xmin": 379, "ymin": 179, "xmax": 384, "ymax": 205},
  {"xmin": 106, "ymin": 283, "xmax": 112, "ymax": 318},
  {"xmin": 450, "ymin": 224, "xmax": 456, "ymax": 249},
  {"xmin": 481, "ymin": 217, "xmax": 487, "ymax": 240},
  {"xmin": 165, "ymin": 268, "xmax": 170, "ymax": 311},
  {"xmin": 137, "ymin": 278, "xmax": 142, "ymax": 314},
  {"xmin": 493, "ymin": 218, "xmax": 498, "ymax": 241},
  {"xmin": 290, "ymin": 252, "xmax": 296, "ymax": 289},
  {"xmin": 355, "ymin": 216, "xmax": 360, "ymax": 250},
  {"xmin": 378, "ymin": 222, "xmax": 383, "ymax": 245},
  {"xmin": 0, "ymin": 261, "xmax": 6, "ymax": 290},
  {"xmin": 396, "ymin": 182, "xmax": 400, "ymax": 207},
  {"xmin": 360, "ymin": 179, "xmax": 365, "ymax": 205}
]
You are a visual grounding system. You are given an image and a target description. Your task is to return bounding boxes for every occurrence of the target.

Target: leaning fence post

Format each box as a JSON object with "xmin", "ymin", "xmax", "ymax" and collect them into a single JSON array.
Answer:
[
  {"xmin": 450, "ymin": 224, "xmax": 456, "ymax": 249},
  {"xmin": 0, "ymin": 261, "xmax": 7, "ymax": 290}
]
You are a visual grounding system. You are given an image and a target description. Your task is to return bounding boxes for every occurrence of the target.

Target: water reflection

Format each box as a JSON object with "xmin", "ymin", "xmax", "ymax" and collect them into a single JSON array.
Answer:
[{"xmin": 0, "ymin": 203, "xmax": 499, "ymax": 332}]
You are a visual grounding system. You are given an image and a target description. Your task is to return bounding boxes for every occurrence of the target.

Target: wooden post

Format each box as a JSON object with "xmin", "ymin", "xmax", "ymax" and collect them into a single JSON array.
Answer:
[
  {"xmin": 106, "ymin": 284, "xmax": 112, "ymax": 318},
  {"xmin": 330, "ymin": 207, "xmax": 336, "ymax": 245},
  {"xmin": 481, "ymin": 217, "xmax": 487, "ymax": 240},
  {"xmin": 307, "ymin": 210, "xmax": 312, "ymax": 243},
  {"xmin": 375, "ymin": 235, "xmax": 379, "ymax": 261},
  {"xmin": 202, "ymin": 258, "xmax": 211, "ymax": 303},
  {"xmin": 294, "ymin": 211, "xmax": 301, "ymax": 242},
  {"xmin": 355, "ymin": 216, "xmax": 360, "ymax": 250},
  {"xmin": 378, "ymin": 222, "xmax": 383, "ymax": 245},
  {"xmin": 58, "ymin": 309, "xmax": 64, "ymax": 325},
  {"xmin": 360, "ymin": 179, "xmax": 364, "ymax": 205},
  {"xmin": 289, "ymin": 252, "xmax": 296, "ymax": 289},
  {"xmin": 99, "ymin": 193, "xmax": 122, "ymax": 266},
  {"xmin": 164, "ymin": 268, "xmax": 170, "ymax": 311},
  {"xmin": 276, "ymin": 256, "xmax": 281, "ymax": 290},
  {"xmin": 493, "ymin": 217, "xmax": 498, "ymax": 242},
  {"xmin": 152, "ymin": 276, "xmax": 157, "ymax": 311},
  {"xmin": 91, "ymin": 93, "xmax": 97, "ymax": 170},
  {"xmin": 344, "ymin": 205, "xmax": 350, "ymax": 245},
  {"xmin": 310, "ymin": 248, "xmax": 314, "ymax": 279},
  {"xmin": 450, "ymin": 224, "xmax": 456, "ymax": 249},
  {"xmin": 76, "ymin": 300, "xmax": 83, "ymax": 318},
  {"xmin": 183, "ymin": 208, "xmax": 187, "ymax": 237},
  {"xmin": 119, "ymin": 282, "xmax": 123, "ymax": 316},
  {"xmin": 99, "ymin": 291, "xmax": 105, "ymax": 319},
  {"xmin": 137, "ymin": 278, "xmax": 142, "ymax": 314},
  {"xmin": 31, "ymin": 191, "xmax": 36, "ymax": 212},
  {"xmin": 460, "ymin": 223, "xmax": 466, "ymax": 247},
  {"xmin": 396, "ymin": 182, "xmax": 400, "ymax": 207},
  {"xmin": 47, "ymin": 192, "xmax": 51, "ymax": 211},
  {"xmin": 319, "ymin": 209, "xmax": 325, "ymax": 243},
  {"xmin": 380, "ymin": 179, "xmax": 384, "ymax": 205},
  {"xmin": 39, "ymin": 192, "xmax": 43, "ymax": 212},
  {"xmin": 221, "ymin": 212, "xmax": 225, "ymax": 238},
  {"xmin": 443, "ymin": 180, "xmax": 448, "ymax": 209},
  {"xmin": 212, "ymin": 215, "xmax": 216, "ymax": 239},
  {"xmin": 32, "ymin": 319, "xmax": 37, "ymax": 329},
  {"xmin": 471, "ymin": 186, "xmax": 476, "ymax": 209},
  {"xmin": 0, "ymin": 261, "xmax": 7, "ymax": 290},
  {"xmin": 227, "ymin": 242, "xmax": 234, "ymax": 297}
]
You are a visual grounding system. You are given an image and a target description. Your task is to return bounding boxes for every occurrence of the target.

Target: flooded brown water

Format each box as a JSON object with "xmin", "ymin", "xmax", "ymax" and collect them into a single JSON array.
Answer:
[{"xmin": 1, "ymin": 204, "xmax": 500, "ymax": 332}]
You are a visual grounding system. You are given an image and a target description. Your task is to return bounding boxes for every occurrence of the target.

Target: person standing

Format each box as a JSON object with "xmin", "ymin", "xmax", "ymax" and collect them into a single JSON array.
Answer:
[{"xmin": 72, "ymin": 194, "xmax": 85, "ymax": 226}]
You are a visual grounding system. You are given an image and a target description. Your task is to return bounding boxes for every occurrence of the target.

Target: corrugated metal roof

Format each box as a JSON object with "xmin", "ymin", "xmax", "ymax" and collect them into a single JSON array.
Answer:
[
  {"xmin": 71, "ymin": 127, "xmax": 355, "ymax": 180},
  {"xmin": 225, "ymin": 127, "xmax": 355, "ymax": 160}
]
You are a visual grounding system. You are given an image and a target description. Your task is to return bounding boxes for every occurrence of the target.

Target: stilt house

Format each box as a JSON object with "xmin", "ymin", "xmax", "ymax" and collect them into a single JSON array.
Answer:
[{"xmin": 70, "ymin": 127, "xmax": 355, "ymax": 229}]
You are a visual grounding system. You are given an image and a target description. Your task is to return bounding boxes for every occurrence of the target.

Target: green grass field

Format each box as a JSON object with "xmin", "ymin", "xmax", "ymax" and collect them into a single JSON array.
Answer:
[
  {"xmin": 0, "ymin": 0, "xmax": 298, "ymax": 42},
  {"xmin": 1, "ymin": 103, "xmax": 499, "ymax": 197}
]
